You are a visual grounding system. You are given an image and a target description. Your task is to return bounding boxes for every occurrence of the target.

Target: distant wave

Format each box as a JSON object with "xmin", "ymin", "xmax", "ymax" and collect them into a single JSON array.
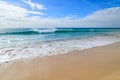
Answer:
[
  {"xmin": 0, "ymin": 31, "xmax": 40, "ymax": 35},
  {"xmin": 0, "ymin": 28, "xmax": 56, "ymax": 35},
  {"xmin": 0, "ymin": 28, "xmax": 119, "ymax": 35},
  {"xmin": 55, "ymin": 28, "xmax": 95, "ymax": 33}
]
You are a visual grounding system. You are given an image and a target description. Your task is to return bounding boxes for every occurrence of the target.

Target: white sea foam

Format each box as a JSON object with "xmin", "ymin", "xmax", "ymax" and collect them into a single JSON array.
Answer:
[{"xmin": 0, "ymin": 36, "xmax": 120, "ymax": 64}]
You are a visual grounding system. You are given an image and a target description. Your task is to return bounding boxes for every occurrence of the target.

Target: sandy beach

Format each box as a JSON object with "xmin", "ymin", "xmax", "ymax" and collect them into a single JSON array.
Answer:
[{"xmin": 0, "ymin": 42, "xmax": 120, "ymax": 80}]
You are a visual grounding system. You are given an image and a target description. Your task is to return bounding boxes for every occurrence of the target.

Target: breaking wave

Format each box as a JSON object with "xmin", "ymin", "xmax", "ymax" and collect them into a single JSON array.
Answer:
[{"xmin": 0, "ymin": 28, "xmax": 119, "ymax": 35}]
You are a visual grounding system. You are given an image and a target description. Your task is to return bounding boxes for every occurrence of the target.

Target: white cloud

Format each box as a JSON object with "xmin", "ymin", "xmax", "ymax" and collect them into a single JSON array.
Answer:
[
  {"xmin": 79, "ymin": 7, "xmax": 120, "ymax": 27},
  {"xmin": 0, "ymin": 0, "xmax": 45, "ymax": 19},
  {"xmin": 22, "ymin": 0, "xmax": 46, "ymax": 10},
  {"xmin": 0, "ymin": 0, "xmax": 120, "ymax": 28},
  {"xmin": 22, "ymin": 0, "xmax": 35, "ymax": 9}
]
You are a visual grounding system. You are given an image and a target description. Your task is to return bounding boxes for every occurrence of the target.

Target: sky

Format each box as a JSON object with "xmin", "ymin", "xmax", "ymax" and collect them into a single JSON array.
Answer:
[{"xmin": 0, "ymin": 0, "xmax": 120, "ymax": 28}]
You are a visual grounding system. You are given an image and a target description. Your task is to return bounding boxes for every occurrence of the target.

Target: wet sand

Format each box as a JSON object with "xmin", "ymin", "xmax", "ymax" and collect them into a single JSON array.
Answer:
[{"xmin": 0, "ymin": 42, "xmax": 120, "ymax": 80}]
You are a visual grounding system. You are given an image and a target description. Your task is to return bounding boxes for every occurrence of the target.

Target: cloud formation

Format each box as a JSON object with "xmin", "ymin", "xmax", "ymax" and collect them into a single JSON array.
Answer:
[
  {"xmin": 0, "ymin": 0, "xmax": 45, "ymax": 18},
  {"xmin": 22, "ymin": 0, "xmax": 46, "ymax": 10},
  {"xmin": 0, "ymin": 0, "xmax": 120, "ymax": 28}
]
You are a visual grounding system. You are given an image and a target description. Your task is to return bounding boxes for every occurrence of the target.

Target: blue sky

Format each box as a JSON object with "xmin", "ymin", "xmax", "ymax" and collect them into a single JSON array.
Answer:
[
  {"xmin": 5, "ymin": 0, "xmax": 120, "ymax": 18},
  {"xmin": 0, "ymin": 0, "xmax": 120, "ymax": 28}
]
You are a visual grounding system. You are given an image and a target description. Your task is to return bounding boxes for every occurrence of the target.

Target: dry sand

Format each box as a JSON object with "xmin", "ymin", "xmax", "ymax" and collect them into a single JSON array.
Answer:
[{"xmin": 0, "ymin": 42, "xmax": 120, "ymax": 80}]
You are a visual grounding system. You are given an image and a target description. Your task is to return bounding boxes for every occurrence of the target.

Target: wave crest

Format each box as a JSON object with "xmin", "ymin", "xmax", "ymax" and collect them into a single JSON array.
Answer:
[{"xmin": 0, "ymin": 28, "xmax": 119, "ymax": 35}]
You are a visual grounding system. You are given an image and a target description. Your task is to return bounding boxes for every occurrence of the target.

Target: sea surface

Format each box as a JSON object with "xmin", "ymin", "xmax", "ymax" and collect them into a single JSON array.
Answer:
[{"xmin": 0, "ymin": 28, "xmax": 120, "ymax": 64}]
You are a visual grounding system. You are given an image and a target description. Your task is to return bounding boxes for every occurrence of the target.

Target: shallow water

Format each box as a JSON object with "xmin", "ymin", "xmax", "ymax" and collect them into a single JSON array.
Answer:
[{"xmin": 0, "ymin": 28, "xmax": 120, "ymax": 63}]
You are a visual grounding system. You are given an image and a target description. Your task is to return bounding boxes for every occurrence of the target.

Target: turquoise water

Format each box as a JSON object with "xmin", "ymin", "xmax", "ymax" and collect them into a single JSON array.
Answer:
[
  {"xmin": 0, "ymin": 28, "xmax": 120, "ymax": 40},
  {"xmin": 0, "ymin": 28, "xmax": 120, "ymax": 63}
]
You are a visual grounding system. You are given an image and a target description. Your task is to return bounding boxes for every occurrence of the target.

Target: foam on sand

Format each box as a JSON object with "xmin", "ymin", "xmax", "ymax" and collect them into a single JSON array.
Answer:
[{"xmin": 0, "ymin": 35, "xmax": 120, "ymax": 64}]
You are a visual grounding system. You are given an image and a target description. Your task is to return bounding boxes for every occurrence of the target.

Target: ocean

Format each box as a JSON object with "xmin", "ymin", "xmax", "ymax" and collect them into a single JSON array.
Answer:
[{"xmin": 0, "ymin": 28, "xmax": 120, "ymax": 64}]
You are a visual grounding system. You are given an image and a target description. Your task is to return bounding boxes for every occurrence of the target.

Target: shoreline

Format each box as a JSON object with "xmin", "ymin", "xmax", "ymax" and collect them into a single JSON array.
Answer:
[
  {"xmin": 0, "ymin": 42, "xmax": 120, "ymax": 80},
  {"xmin": 0, "ymin": 35, "xmax": 120, "ymax": 64}
]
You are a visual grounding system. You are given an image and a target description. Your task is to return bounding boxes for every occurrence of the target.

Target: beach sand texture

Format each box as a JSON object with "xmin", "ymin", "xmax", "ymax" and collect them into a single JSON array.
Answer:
[{"xmin": 0, "ymin": 42, "xmax": 120, "ymax": 80}]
